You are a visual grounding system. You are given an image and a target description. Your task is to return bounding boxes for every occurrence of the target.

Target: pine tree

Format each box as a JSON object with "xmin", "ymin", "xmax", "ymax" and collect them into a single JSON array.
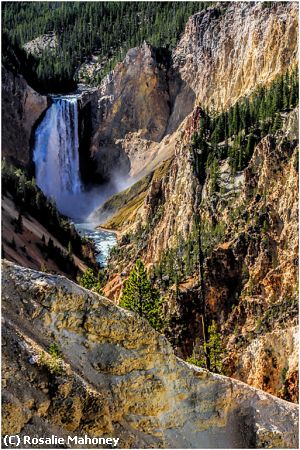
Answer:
[
  {"xmin": 186, "ymin": 320, "xmax": 224, "ymax": 373},
  {"xmin": 207, "ymin": 320, "xmax": 224, "ymax": 373},
  {"xmin": 245, "ymin": 133, "xmax": 256, "ymax": 161},
  {"xmin": 120, "ymin": 259, "xmax": 163, "ymax": 331},
  {"xmin": 78, "ymin": 268, "xmax": 103, "ymax": 294},
  {"xmin": 283, "ymin": 71, "xmax": 290, "ymax": 109},
  {"xmin": 209, "ymin": 157, "xmax": 221, "ymax": 193},
  {"xmin": 68, "ymin": 240, "xmax": 73, "ymax": 255},
  {"xmin": 3, "ymin": 2, "xmax": 212, "ymax": 92},
  {"xmin": 232, "ymin": 102, "xmax": 240, "ymax": 135},
  {"xmin": 15, "ymin": 213, "xmax": 23, "ymax": 233},
  {"xmin": 272, "ymin": 112, "xmax": 282, "ymax": 133}
]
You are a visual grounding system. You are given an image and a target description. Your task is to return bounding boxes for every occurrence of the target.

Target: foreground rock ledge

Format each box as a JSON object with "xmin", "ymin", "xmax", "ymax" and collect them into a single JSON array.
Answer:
[{"xmin": 1, "ymin": 261, "xmax": 298, "ymax": 448}]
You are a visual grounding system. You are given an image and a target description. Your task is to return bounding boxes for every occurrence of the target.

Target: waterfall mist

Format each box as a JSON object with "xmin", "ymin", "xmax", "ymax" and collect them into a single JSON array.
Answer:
[{"xmin": 33, "ymin": 95, "xmax": 130, "ymax": 221}]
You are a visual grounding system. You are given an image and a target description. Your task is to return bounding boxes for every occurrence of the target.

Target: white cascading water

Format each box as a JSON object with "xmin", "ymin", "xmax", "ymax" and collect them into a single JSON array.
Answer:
[
  {"xmin": 33, "ymin": 94, "xmax": 121, "ymax": 263},
  {"xmin": 33, "ymin": 96, "xmax": 82, "ymax": 216}
]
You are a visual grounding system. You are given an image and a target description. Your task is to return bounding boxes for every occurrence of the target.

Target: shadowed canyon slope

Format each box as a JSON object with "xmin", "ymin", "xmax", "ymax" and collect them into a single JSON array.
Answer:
[
  {"xmin": 2, "ymin": 66, "xmax": 48, "ymax": 169},
  {"xmin": 2, "ymin": 261, "xmax": 299, "ymax": 449}
]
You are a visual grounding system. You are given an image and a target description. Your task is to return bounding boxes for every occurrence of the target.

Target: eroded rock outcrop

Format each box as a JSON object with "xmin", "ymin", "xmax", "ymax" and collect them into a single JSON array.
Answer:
[
  {"xmin": 230, "ymin": 326, "xmax": 299, "ymax": 404},
  {"xmin": 2, "ymin": 260, "xmax": 299, "ymax": 448},
  {"xmin": 23, "ymin": 32, "xmax": 58, "ymax": 57},
  {"xmin": 103, "ymin": 99, "xmax": 298, "ymax": 399},
  {"xmin": 2, "ymin": 66, "xmax": 48, "ymax": 168},
  {"xmin": 153, "ymin": 113, "xmax": 299, "ymax": 399},
  {"xmin": 220, "ymin": 111, "xmax": 299, "ymax": 399}
]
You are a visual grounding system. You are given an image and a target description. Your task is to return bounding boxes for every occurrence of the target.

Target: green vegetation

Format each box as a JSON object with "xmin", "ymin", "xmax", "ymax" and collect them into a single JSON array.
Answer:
[
  {"xmin": 120, "ymin": 259, "xmax": 164, "ymax": 331},
  {"xmin": 206, "ymin": 320, "xmax": 224, "ymax": 373},
  {"xmin": 152, "ymin": 219, "xmax": 226, "ymax": 290},
  {"xmin": 49, "ymin": 342, "xmax": 61, "ymax": 358},
  {"xmin": 2, "ymin": 161, "xmax": 98, "ymax": 275},
  {"xmin": 279, "ymin": 367, "xmax": 290, "ymax": 400},
  {"xmin": 186, "ymin": 353, "xmax": 206, "ymax": 368},
  {"xmin": 38, "ymin": 343, "xmax": 63, "ymax": 375},
  {"xmin": 2, "ymin": 1, "xmax": 212, "ymax": 92},
  {"xmin": 192, "ymin": 67, "xmax": 299, "ymax": 178},
  {"xmin": 254, "ymin": 296, "xmax": 298, "ymax": 333},
  {"xmin": 78, "ymin": 268, "xmax": 104, "ymax": 295},
  {"xmin": 187, "ymin": 320, "xmax": 224, "ymax": 373}
]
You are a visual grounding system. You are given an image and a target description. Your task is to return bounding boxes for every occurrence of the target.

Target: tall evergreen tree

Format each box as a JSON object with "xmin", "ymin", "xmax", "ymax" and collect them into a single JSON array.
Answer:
[
  {"xmin": 245, "ymin": 133, "xmax": 256, "ymax": 160},
  {"xmin": 120, "ymin": 259, "xmax": 163, "ymax": 331},
  {"xmin": 187, "ymin": 319, "xmax": 224, "ymax": 373},
  {"xmin": 206, "ymin": 320, "xmax": 223, "ymax": 373}
]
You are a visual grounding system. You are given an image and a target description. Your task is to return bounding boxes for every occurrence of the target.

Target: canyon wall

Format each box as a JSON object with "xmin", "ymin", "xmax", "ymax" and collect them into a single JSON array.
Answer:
[
  {"xmin": 2, "ymin": 260, "xmax": 299, "ymax": 449},
  {"xmin": 98, "ymin": 2, "xmax": 298, "ymax": 402},
  {"xmin": 2, "ymin": 67, "xmax": 48, "ymax": 169},
  {"xmin": 89, "ymin": 42, "xmax": 171, "ymax": 179},
  {"xmin": 172, "ymin": 1, "xmax": 298, "ymax": 111},
  {"xmin": 1, "ymin": 0, "xmax": 298, "ymax": 423},
  {"xmin": 104, "ymin": 106, "xmax": 299, "ymax": 401},
  {"xmin": 87, "ymin": 2, "xmax": 298, "ymax": 180}
]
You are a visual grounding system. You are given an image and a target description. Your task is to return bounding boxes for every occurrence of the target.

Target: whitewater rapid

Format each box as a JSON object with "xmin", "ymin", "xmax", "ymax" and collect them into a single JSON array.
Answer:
[{"xmin": 74, "ymin": 223, "xmax": 116, "ymax": 266}]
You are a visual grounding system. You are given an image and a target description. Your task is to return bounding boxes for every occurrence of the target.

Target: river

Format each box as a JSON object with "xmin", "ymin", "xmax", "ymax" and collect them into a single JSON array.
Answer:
[{"xmin": 75, "ymin": 222, "xmax": 116, "ymax": 267}]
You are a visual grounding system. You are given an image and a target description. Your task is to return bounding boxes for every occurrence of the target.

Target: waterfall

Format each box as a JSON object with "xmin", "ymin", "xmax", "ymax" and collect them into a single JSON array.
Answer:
[{"xmin": 33, "ymin": 96, "xmax": 82, "ymax": 215}]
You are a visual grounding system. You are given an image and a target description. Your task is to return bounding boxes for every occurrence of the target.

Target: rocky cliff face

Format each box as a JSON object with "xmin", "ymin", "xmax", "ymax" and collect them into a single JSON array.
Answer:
[
  {"xmin": 231, "ymin": 326, "xmax": 299, "ymax": 404},
  {"xmin": 96, "ymin": 1, "xmax": 299, "ymax": 404},
  {"xmin": 221, "ymin": 111, "xmax": 299, "ymax": 401},
  {"xmin": 89, "ymin": 42, "xmax": 171, "ymax": 179},
  {"xmin": 172, "ymin": 2, "xmax": 298, "ymax": 111},
  {"xmin": 23, "ymin": 32, "xmax": 58, "ymax": 57},
  {"xmin": 104, "ymin": 104, "xmax": 299, "ymax": 401},
  {"xmin": 2, "ymin": 66, "xmax": 48, "ymax": 169},
  {"xmin": 2, "ymin": 260, "xmax": 299, "ymax": 449},
  {"xmin": 87, "ymin": 2, "xmax": 298, "ymax": 181}
]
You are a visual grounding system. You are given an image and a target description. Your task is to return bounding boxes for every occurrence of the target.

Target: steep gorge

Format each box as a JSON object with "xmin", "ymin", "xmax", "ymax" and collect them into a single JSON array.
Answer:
[
  {"xmin": 87, "ymin": 2, "xmax": 298, "ymax": 181},
  {"xmin": 1, "ymin": 2, "xmax": 299, "ymax": 445},
  {"xmin": 97, "ymin": 2, "xmax": 299, "ymax": 403}
]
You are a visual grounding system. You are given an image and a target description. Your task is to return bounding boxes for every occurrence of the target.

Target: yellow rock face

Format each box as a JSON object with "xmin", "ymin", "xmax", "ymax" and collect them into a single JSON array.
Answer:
[
  {"xmin": 1, "ymin": 261, "xmax": 299, "ymax": 448},
  {"xmin": 174, "ymin": 2, "xmax": 298, "ymax": 111},
  {"xmin": 90, "ymin": 2, "xmax": 298, "ymax": 187}
]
